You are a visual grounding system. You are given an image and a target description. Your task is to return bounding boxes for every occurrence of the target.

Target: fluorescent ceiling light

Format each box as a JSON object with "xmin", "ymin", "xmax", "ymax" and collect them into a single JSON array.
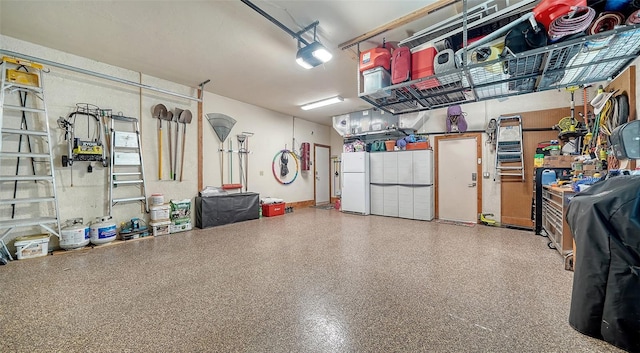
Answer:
[
  {"xmin": 301, "ymin": 96, "xmax": 344, "ymax": 110},
  {"xmin": 296, "ymin": 41, "xmax": 332, "ymax": 69}
]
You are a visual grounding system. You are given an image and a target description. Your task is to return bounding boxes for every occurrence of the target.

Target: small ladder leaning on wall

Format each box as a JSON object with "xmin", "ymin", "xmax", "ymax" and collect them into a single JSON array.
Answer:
[
  {"xmin": 108, "ymin": 114, "xmax": 149, "ymax": 216},
  {"xmin": 494, "ymin": 115, "xmax": 525, "ymax": 181},
  {"xmin": 0, "ymin": 56, "xmax": 61, "ymax": 260}
]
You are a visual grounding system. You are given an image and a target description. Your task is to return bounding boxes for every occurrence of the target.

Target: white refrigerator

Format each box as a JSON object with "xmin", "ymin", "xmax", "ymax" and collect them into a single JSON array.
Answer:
[{"xmin": 341, "ymin": 151, "xmax": 370, "ymax": 215}]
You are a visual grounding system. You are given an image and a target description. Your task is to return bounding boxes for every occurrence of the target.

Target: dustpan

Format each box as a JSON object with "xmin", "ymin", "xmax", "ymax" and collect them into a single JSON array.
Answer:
[{"xmin": 206, "ymin": 113, "xmax": 237, "ymax": 143}]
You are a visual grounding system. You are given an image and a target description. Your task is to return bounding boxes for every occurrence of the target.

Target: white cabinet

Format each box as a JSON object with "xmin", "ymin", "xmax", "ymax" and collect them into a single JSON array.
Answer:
[
  {"xmin": 398, "ymin": 186, "xmax": 414, "ymax": 219},
  {"xmin": 382, "ymin": 185, "xmax": 398, "ymax": 217},
  {"xmin": 370, "ymin": 184, "xmax": 384, "ymax": 215},
  {"xmin": 412, "ymin": 150, "xmax": 433, "ymax": 185},
  {"xmin": 413, "ymin": 186, "xmax": 434, "ymax": 221},
  {"xmin": 397, "ymin": 151, "xmax": 413, "ymax": 185},
  {"xmin": 368, "ymin": 150, "xmax": 434, "ymax": 220},
  {"xmin": 370, "ymin": 153, "xmax": 384, "ymax": 184},
  {"xmin": 383, "ymin": 152, "xmax": 398, "ymax": 183}
]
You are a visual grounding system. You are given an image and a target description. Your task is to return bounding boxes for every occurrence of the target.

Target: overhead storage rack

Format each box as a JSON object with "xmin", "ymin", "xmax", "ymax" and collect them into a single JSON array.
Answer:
[{"xmin": 359, "ymin": 24, "xmax": 640, "ymax": 115}]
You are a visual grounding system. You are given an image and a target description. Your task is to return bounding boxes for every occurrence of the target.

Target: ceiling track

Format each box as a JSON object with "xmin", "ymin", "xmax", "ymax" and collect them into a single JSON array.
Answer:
[
  {"xmin": 0, "ymin": 49, "xmax": 203, "ymax": 102},
  {"xmin": 239, "ymin": 0, "xmax": 313, "ymax": 45}
]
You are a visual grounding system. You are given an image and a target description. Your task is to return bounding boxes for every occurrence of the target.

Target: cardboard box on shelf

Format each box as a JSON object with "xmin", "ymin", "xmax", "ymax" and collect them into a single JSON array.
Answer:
[{"xmin": 543, "ymin": 155, "xmax": 575, "ymax": 168}]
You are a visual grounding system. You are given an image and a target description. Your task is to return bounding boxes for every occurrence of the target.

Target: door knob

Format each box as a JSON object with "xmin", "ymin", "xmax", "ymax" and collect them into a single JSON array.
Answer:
[{"xmin": 468, "ymin": 183, "xmax": 476, "ymax": 187}]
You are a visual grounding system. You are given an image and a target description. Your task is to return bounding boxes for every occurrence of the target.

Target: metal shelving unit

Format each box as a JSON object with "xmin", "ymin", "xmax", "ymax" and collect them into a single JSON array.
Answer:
[{"xmin": 360, "ymin": 24, "xmax": 640, "ymax": 115}]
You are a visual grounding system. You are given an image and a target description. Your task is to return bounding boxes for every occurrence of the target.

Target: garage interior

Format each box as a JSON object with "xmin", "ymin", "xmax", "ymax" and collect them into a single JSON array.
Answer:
[{"xmin": 1, "ymin": 0, "xmax": 639, "ymax": 352}]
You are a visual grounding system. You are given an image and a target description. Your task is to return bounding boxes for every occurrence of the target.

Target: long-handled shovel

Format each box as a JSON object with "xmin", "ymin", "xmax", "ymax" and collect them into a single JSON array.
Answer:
[
  {"xmin": 152, "ymin": 104, "xmax": 168, "ymax": 180},
  {"xmin": 173, "ymin": 108, "xmax": 183, "ymax": 180},
  {"xmin": 179, "ymin": 109, "xmax": 192, "ymax": 182},
  {"xmin": 165, "ymin": 110, "xmax": 174, "ymax": 180}
]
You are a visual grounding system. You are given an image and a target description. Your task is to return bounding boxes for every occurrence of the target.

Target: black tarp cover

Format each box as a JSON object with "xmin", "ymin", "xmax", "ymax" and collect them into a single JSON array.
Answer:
[{"xmin": 566, "ymin": 175, "xmax": 640, "ymax": 352}]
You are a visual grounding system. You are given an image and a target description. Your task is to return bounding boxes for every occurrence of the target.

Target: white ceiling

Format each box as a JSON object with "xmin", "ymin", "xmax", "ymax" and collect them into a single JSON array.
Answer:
[{"xmin": 0, "ymin": 0, "xmax": 477, "ymax": 125}]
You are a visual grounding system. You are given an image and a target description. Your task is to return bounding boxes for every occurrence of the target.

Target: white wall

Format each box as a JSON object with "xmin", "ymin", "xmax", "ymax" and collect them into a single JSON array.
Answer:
[
  {"xmin": 1, "ymin": 35, "xmax": 330, "ymax": 251},
  {"xmin": 201, "ymin": 94, "xmax": 331, "ymax": 201}
]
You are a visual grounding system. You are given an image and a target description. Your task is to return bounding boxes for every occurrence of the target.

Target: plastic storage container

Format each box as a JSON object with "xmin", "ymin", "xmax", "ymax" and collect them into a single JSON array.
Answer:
[
  {"xmin": 150, "ymin": 220, "xmax": 171, "ymax": 236},
  {"xmin": 363, "ymin": 67, "xmax": 392, "ymax": 96},
  {"xmin": 262, "ymin": 203, "xmax": 285, "ymax": 217},
  {"xmin": 150, "ymin": 204, "xmax": 170, "ymax": 221},
  {"xmin": 149, "ymin": 193, "xmax": 164, "ymax": 206},
  {"xmin": 541, "ymin": 169, "xmax": 557, "ymax": 185},
  {"xmin": 14, "ymin": 234, "xmax": 49, "ymax": 259}
]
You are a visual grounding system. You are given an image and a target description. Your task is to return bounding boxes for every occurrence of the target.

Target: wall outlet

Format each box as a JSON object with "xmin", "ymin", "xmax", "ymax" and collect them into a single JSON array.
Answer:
[
  {"xmin": 259, "ymin": 171, "xmax": 264, "ymax": 176},
  {"xmin": 483, "ymin": 172, "xmax": 490, "ymax": 179}
]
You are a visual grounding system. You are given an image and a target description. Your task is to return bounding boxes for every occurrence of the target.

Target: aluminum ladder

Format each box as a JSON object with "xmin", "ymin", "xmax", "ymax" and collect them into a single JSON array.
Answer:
[
  {"xmin": 108, "ymin": 114, "xmax": 149, "ymax": 216},
  {"xmin": 0, "ymin": 56, "xmax": 61, "ymax": 260},
  {"xmin": 494, "ymin": 115, "xmax": 525, "ymax": 181}
]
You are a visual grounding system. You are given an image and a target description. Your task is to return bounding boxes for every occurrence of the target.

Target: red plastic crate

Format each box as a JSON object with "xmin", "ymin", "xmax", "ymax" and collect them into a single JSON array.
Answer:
[{"xmin": 262, "ymin": 203, "xmax": 285, "ymax": 217}]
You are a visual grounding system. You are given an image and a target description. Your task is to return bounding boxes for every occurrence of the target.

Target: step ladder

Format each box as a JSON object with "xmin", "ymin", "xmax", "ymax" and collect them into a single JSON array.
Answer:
[
  {"xmin": 494, "ymin": 115, "xmax": 525, "ymax": 181},
  {"xmin": 108, "ymin": 114, "xmax": 148, "ymax": 216},
  {"xmin": 0, "ymin": 56, "xmax": 61, "ymax": 260}
]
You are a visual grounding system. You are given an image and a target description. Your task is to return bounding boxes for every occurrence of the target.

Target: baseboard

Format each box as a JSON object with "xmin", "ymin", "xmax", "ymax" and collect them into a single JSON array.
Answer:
[{"xmin": 286, "ymin": 200, "xmax": 315, "ymax": 209}]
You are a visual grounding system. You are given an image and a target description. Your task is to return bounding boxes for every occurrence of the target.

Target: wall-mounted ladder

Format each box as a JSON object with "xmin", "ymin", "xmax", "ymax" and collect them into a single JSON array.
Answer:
[
  {"xmin": 494, "ymin": 115, "xmax": 524, "ymax": 181},
  {"xmin": 0, "ymin": 57, "xmax": 61, "ymax": 260},
  {"xmin": 108, "ymin": 114, "xmax": 148, "ymax": 216}
]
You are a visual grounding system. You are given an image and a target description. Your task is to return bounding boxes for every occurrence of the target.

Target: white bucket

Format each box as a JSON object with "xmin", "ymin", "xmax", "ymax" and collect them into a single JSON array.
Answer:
[
  {"xmin": 14, "ymin": 234, "xmax": 49, "ymax": 259},
  {"xmin": 90, "ymin": 216, "xmax": 117, "ymax": 245},
  {"xmin": 60, "ymin": 221, "xmax": 90, "ymax": 250},
  {"xmin": 150, "ymin": 193, "xmax": 164, "ymax": 206},
  {"xmin": 150, "ymin": 204, "xmax": 170, "ymax": 221},
  {"xmin": 150, "ymin": 220, "xmax": 171, "ymax": 236}
]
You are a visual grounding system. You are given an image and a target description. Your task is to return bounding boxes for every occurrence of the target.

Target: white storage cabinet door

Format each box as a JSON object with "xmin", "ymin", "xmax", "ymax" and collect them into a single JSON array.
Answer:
[
  {"xmin": 412, "ymin": 150, "xmax": 433, "ymax": 185},
  {"xmin": 398, "ymin": 186, "xmax": 414, "ymax": 219},
  {"xmin": 382, "ymin": 185, "xmax": 399, "ymax": 217},
  {"xmin": 413, "ymin": 186, "xmax": 434, "ymax": 220},
  {"xmin": 369, "ymin": 152, "xmax": 384, "ymax": 184},
  {"xmin": 383, "ymin": 152, "xmax": 398, "ymax": 183},
  {"xmin": 397, "ymin": 151, "xmax": 413, "ymax": 185},
  {"xmin": 370, "ymin": 184, "xmax": 384, "ymax": 215}
]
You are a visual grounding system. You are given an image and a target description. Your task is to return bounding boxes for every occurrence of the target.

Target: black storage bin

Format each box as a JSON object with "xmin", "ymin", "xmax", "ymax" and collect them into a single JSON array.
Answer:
[{"xmin": 195, "ymin": 192, "xmax": 260, "ymax": 229}]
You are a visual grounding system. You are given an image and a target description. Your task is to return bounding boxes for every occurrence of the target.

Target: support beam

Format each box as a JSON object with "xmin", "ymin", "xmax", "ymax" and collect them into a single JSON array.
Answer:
[{"xmin": 338, "ymin": 0, "xmax": 461, "ymax": 50}]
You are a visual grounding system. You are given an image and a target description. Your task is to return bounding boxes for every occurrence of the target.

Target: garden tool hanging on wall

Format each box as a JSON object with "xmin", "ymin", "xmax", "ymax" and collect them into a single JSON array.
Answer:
[
  {"xmin": 178, "ymin": 109, "xmax": 192, "ymax": 182},
  {"xmin": 152, "ymin": 103, "xmax": 168, "ymax": 180},
  {"xmin": 236, "ymin": 132, "xmax": 254, "ymax": 192},
  {"xmin": 206, "ymin": 113, "xmax": 237, "ymax": 187}
]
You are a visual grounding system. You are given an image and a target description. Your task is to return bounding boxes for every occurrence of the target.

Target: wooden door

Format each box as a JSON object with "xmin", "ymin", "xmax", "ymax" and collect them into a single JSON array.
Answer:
[{"xmin": 500, "ymin": 108, "xmax": 568, "ymax": 228}]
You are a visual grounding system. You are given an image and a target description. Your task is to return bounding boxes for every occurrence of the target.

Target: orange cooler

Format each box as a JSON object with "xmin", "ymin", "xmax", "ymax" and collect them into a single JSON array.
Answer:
[{"xmin": 360, "ymin": 47, "xmax": 392, "ymax": 72}]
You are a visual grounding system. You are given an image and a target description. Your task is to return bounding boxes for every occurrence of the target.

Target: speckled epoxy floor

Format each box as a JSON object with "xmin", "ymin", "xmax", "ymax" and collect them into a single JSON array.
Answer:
[{"xmin": 0, "ymin": 208, "xmax": 623, "ymax": 352}]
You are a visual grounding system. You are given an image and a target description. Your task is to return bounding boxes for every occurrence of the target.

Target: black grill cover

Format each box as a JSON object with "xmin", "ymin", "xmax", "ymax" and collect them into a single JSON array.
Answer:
[{"xmin": 566, "ymin": 175, "xmax": 640, "ymax": 352}]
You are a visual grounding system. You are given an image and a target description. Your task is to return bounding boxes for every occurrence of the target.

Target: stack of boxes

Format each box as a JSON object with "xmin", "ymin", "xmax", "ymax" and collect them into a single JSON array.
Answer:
[{"xmin": 149, "ymin": 198, "xmax": 192, "ymax": 236}]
